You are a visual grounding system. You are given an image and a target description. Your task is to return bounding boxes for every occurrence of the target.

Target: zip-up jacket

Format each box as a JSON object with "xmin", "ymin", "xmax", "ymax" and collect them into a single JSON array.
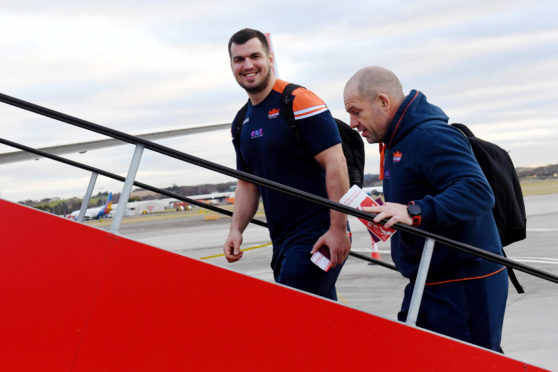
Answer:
[{"xmin": 382, "ymin": 90, "xmax": 505, "ymax": 283}]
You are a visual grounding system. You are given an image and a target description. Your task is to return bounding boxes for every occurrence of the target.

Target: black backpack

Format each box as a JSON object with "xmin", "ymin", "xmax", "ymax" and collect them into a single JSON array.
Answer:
[
  {"xmin": 232, "ymin": 83, "xmax": 365, "ymax": 187},
  {"xmin": 452, "ymin": 123, "xmax": 527, "ymax": 293}
]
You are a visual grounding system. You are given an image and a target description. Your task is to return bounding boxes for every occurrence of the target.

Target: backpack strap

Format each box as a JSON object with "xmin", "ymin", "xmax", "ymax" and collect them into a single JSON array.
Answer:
[
  {"xmin": 280, "ymin": 83, "xmax": 303, "ymax": 142},
  {"xmin": 232, "ymin": 101, "xmax": 249, "ymax": 149},
  {"xmin": 336, "ymin": 118, "xmax": 365, "ymax": 187},
  {"xmin": 233, "ymin": 83, "xmax": 304, "ymax": 148},
  {"xmin": 502, "ymin": 248, "xmax": 525, "ymax": 294}
]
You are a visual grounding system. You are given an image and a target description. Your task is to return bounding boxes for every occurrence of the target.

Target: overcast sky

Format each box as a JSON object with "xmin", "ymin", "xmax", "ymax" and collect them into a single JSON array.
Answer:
[{"xmin": 1, "ymin": 0, "xmax": 557, "ymax": 202}]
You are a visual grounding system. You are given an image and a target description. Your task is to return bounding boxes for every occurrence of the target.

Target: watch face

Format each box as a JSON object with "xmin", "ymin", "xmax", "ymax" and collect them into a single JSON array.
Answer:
[{"xmin": 408, "ymin": 203, "xmax": 421, "ymax": 217}]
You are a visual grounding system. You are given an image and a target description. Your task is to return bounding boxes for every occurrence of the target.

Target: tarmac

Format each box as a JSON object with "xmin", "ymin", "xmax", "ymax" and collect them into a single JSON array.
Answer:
[{"xmin": 96, "ymin": 193, "xmax": 558, "ymax": 371}]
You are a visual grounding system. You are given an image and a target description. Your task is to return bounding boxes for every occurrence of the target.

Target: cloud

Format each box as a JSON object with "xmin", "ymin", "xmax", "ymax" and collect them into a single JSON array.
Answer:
[{"xmin": 1, "ymin": 0, "xmax": 557, "ymax": 201}]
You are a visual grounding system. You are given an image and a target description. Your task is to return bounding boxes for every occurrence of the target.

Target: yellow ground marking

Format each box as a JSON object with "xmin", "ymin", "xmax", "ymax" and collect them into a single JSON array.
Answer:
[
  {"xmin": 337, "ymin": 295, "xmax": 349, "ymax": 305},
  {"xmin": 200, "ymin": 242, "xmax": 272, "ymax": 260},
  {"xmin": 201, "ymin": 242, "xmax": 349, "ymax": 305}
]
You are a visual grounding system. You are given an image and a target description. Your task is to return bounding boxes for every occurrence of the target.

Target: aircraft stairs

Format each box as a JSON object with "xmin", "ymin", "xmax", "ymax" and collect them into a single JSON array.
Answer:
[
  {"xmin": 1, "ymin": 92, "xmax": 556, "ymax": 371},
  {"xmin": 0, "ymin": 199, "xmax": 548, "ymax": 371}
]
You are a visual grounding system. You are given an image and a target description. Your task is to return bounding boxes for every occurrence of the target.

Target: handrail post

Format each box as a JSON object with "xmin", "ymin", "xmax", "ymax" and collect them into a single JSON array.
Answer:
[
  {"xmin": 110, "ymin": 144, "xmax": 144, "ymax": 233},
  {"xmin": 406, "ymin": 237, "xmax": 435, "ymax": 326},
  {"xmin": 77, "ymin": 172, "xmax": 98, "ymax": 222}
]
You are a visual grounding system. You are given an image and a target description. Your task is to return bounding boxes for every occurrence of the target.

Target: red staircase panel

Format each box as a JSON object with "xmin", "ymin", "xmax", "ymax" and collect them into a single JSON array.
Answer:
[
  {"xmin": 0, "ymin": 200, "xmax": 111, "ymax": 371},
  {"xmin": 0, "ymin": 199, "xmax": 547, "ymax": 371}
]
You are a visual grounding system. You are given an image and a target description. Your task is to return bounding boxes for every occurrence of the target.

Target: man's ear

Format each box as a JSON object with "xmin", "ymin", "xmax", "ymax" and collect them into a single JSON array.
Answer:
[
  {"xmin": 268, "ymin": 52, "xmax": 276, "ymax": 73},
  {"xmin": 377, "ymin": 93, "xmax": 391, "ymax": 110}
]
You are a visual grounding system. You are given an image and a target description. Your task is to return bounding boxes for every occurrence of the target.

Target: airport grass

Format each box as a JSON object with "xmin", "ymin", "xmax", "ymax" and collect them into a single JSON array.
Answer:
[
  {"xmin": 85, "ymin": 202, "xmax": 266, "ymax": 227},
  {"xmin": 520, "ymin": 178, "xmax": 558, "ymax": 197}
]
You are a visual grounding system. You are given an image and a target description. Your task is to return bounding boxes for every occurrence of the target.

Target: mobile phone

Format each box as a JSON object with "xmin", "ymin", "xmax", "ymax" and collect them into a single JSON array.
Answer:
[{"xmin": 310, "ymin": 246, "xmax": 331, "ymax": 272}]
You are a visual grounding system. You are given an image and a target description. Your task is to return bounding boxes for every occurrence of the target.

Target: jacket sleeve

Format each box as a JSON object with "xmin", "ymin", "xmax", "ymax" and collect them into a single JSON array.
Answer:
[{"xmin": 413, "ymin": 125, "xmax": 495, "ymax": 229}]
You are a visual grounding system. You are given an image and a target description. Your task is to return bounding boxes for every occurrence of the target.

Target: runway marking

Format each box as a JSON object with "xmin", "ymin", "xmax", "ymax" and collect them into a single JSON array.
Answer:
[
  {"xmin": 508, "ymin": 257, "xmax": 558, "ymax": 265},
  {"xmin": 200, "ymin": 242, "xmax": 272, "ymax": 260},
  {"xmin": 352, "ymin": 248, "xmax": 390, "ymax": 254}
]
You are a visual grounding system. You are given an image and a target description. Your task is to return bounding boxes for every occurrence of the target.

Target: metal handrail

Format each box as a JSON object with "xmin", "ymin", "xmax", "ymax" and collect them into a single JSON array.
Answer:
[
  {"xmin": 0, "ymin": 137, "xmax": 396, "ymax": 271},
  {"xmin": 0, "ymin": 138, "xmax": 263, "ymax": 225},
  {"xmin": 1, "ymin": 91, "xmax": 557, "ymax": 286}
]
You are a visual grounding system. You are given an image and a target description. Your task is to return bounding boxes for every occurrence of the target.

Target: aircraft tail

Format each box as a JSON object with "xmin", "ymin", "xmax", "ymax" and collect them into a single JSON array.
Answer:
[
  {"xmin": 104, "ymin": 192, "xmax": 113, "ymax": 213},
  {"xmin": 95, "ymin": 192, "xmax": 113, "ymax": 218}
]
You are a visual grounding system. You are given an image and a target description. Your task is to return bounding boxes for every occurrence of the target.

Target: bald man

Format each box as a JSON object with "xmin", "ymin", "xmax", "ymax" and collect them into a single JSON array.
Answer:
[{"xmin": 344, "ymin": 66, "xmax": 508, "ymax": 351}]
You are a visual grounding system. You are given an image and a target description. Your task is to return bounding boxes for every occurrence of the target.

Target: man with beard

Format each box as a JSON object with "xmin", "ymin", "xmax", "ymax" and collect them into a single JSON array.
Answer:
[
  {"xmin": 223, "ymin": 28, "xmax": 350, "ymax": 300},
  {"xmin": 343, "ymin": 66, "xmax": 507, "ymax": 351}
]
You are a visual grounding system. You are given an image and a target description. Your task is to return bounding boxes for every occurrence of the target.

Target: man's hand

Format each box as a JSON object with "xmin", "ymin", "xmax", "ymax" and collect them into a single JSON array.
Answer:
[
  {"xmin": 223, "ymin": 180, "xmax": 259, "ymax": 263},
  {"xmin": 312, "ymin": 143, "xmax": 351, "ymax": 268},
  {"xmin": 363, "ymin": 202, "xmax": 412, "ymax": 228},
  {"xmin": 223, "ymin": 229, "xmax": 244, "ymax": 263},
  {"xmin": 311, "ymin": 227, "xmax": 351, "ymax": 268}
]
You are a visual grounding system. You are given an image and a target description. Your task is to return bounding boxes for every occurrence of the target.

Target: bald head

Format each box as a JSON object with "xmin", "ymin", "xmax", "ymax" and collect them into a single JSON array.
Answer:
[
  {"xmin": 343, "ymin": 66, "xmax": 406, "ymax": 144},
  {"xmin": 344, "ymin": 66, "xmax": 404, "ymax": 104}
]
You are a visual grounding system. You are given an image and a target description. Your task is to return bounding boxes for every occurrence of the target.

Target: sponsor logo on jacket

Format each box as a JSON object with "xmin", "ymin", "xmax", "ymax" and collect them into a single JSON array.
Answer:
[
  {"xmin": 268, "ymin": 108, "xmax": 280, "ymax": 119},
  {"xmin": 251, "ymin": 128, "xmax": 264, "ymax": 139}
]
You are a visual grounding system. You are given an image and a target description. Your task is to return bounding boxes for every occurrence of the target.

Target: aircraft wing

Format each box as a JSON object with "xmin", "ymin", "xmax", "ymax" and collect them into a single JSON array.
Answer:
[{"xmin": 0, "ymin": 123, "xmax": 230, "ymax": 164}]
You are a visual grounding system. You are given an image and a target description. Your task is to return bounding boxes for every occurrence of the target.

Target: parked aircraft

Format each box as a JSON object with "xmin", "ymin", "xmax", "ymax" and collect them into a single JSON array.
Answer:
[
  {"xmin": 189, "ymin": 191, "xmax": 235, "ymax": 205},
  {"xmin": 69, "ymin": 193, "xmax": 113, "ymax": 220}
]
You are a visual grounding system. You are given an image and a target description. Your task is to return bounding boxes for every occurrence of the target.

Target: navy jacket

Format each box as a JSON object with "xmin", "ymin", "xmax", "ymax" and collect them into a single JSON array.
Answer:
[{"xmin": 382, "ymin": 90, "xmax": 504, "ymax": 283}]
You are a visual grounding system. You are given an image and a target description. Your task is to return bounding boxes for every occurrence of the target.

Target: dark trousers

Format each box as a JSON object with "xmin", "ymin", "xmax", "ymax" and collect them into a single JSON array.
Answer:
[
  {"xmin": 398, "ymin": 268, "xmax": 508, "ymax": 351},
  {"xmin": 273, "ymin": 230, "xmax": 347, "ymax": 301}
]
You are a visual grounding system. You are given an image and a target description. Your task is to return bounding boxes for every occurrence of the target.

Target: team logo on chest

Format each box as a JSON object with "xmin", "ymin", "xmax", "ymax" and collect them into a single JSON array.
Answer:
[
  {"xmin": 393, "ymin": 151, "xmax": 402, "ymax": 162},
  {"xmin": 268, "ymin": 108, "xmax": 280, "ymax": 119},
  {"xmin": 251, "ymin": 128, "xmax": 264, "ymax": 139}
]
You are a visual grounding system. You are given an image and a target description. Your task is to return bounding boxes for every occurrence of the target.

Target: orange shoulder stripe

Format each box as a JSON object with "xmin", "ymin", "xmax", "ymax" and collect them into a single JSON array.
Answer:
[
  {"xmin": 273, "ymin": 80, "xmax": 329, "ymax": 120},
  {"xmin": 273, "ymin": 79, "xmax": 289, "ymax": 93},
  {"xmin": 292, "ymin": 89, "xmax": 328, "ymax": 120}
]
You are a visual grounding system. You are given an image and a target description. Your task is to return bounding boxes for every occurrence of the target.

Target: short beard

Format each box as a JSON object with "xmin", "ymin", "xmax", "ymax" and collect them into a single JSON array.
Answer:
[{"xmin": 240, "ymin": 69, "xmax": 272, "ymax": 95}]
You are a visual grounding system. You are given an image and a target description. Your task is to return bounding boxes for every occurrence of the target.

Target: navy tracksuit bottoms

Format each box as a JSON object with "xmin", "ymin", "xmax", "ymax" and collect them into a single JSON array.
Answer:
[{"xmin": 398, "ymin": 268, "xmax": 508, "ymax": 351}]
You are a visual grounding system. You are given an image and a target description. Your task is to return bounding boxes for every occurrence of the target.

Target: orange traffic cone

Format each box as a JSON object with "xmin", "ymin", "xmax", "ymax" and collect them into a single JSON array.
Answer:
[{"xmin": 371, "ymin": 239, "xmax": 381, "ymax": 260}]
